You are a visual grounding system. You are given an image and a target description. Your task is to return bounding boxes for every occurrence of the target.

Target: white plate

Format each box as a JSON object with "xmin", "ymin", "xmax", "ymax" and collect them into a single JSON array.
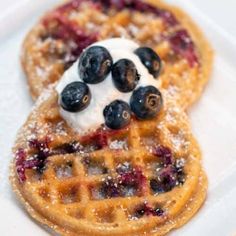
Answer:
[{"xmin": 0, "ymin": 1, "xmax": 236, "ymax": 235}]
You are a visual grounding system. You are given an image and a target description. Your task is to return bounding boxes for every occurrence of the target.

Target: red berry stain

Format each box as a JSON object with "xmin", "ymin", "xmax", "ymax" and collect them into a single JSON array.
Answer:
[
  {"xmin": 15, "ymin": 148, "xmax": 45, "ymax": 183},
  {"xmin": 118, "ymin": 166, "xmax": 147, "ymax": 194},
  {"xmin": 100, "ymin": 165, "xmax": 147, "ymax": 198},
  {"xmin": 56, "ymin": 0, "xmax": 84, "ymax": 13},
  {"xmin": 15, "ymin": 138, "xmax": 51, "ymax": 183},
  {"xmin": 15, "ymin": 148, "xmax": 27, "ymax": 182},
  {"xmin": 80, "ymin": 129, "xmax": 109, "ymax": 149},
  {"xmin": 15, "ymin": 127, "xmax": 127, "ymax": 183},
  {"xmin": 42, "ymin": 0, "xmax": 198, "ymax": 67},
  {"xmin": 80, "ymin": 127, "xmax": 127, "ymax": 150},
  {"xmin": 15, "ymin": 137, "xmax": 85, "ymax": 182},
  {"xmin": 168, "ymin": 29, "xmax": 198, "ymax": 67},
  {"xmin": 52, "ymin": 141, "xmax": 82, "ymax": 155},
  {"xmin": 99, "ymin": 0, "xmax": 178, "ymax": 26},
  {"xmin": 153, "ymin": 145, "xmax": 173, "ymax": 166},
  {"xmin": 28, "ymin": 137, "xmax": 51, "ymax": 159},
  {"xmin": 99, "ymin": 0, "xmax": 198, "ymax": 65},
  {"xmin": 43, "ymin": 2, "xmax": 98, "ymax": 65}
]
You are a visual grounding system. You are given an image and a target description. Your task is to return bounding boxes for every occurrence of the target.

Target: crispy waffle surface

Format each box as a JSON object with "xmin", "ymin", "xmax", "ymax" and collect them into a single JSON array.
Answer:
[
  {"xmin": 21, "ymin": 0, "xmax": 213, "ymax": 109},
  {"xmin": 10, "ymin": 86, "xmax": 207, "ymax": 236}
]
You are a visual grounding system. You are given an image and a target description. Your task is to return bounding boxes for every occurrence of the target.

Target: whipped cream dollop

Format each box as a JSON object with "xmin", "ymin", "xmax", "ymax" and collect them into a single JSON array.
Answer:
[{"xmin": 56, "ymin": 38, "xmax": 161, "ymax": 133}]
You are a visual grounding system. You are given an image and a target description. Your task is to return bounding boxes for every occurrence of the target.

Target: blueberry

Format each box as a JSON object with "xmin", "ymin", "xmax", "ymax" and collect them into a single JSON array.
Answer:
[
  {"xmin": 158, "ymin": 166, "xmax": 177, "ymax": 192},
  {"xmin": 78, "ymin": 46, "xmax": 113, "ymax": 84},
  {"xmin": 153, "ymin": 145, "xmax": 173, "ymax": 165},
  {"xmin": 101, "ymin": 178, "xmax": 120, "ymax": 198},
  {"xmin": 154, "ymin": 207, "xmax": 164, "ymax": 216},
  {"xmin": 130, "ymin": 86, "xmax": 163, "ymax": 120},
  {"xmin": 112, "ymin": 59, "xmax": 140, "ymax": 92},
  {"xmin": 150, "ymin": 166, "xmax": 177, "ymax": 193},
  {"xmin": 103, "ymin": 100, "xmax": 131, "ymax": 129},
  {"xmin": 150, "ymin": 179, "xmax": 162, "ymax": 193},
  {"xmin": 60, "ymin": 81, "xmax": 91, "ymax": 112},
  {"xmin": 134, "ymin": 47, "xmax": 162, "ymax": 78},
  {"xmin": 136, "ymin": 207, "xmax": 146, "ymax": 217}
]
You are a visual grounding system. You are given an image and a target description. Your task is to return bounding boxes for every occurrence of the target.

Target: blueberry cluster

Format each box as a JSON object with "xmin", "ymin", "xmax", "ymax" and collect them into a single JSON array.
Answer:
[{"xmin": 60, "ymin": 45, "xmax": 163, "ymax": 130}]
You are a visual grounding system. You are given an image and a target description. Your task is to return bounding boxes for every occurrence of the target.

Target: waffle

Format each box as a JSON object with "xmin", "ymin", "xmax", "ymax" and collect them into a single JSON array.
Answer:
[
  {"xmin": 10, "ymin": 86, "xmax": 207, "ymax": 236},
  {"xmin": 21, "ymin": 0, "xmax": 213, "ymax": 109}
]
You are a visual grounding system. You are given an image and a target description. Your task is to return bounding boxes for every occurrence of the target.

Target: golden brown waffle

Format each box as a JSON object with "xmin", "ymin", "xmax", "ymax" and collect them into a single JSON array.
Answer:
[
  {"xmin": 10, "ymin": 86, "xmax": 207, "ymax": 236},
  {"xmin": 21, "ymin": 0, "xmax": 213, "ymax": 109}
]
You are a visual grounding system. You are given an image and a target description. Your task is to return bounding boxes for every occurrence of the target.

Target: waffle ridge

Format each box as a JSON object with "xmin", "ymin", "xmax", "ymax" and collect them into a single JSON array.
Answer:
[{"xmin": 10, "ymin": 88, "xmax": 207, "ymax": 236}]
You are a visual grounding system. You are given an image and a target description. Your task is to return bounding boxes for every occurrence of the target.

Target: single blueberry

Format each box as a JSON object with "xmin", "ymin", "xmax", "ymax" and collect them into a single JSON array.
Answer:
[
  {"xmin": 150, "ymin": 166, "xmax": 177, "ymax": 193},
  {"xmin": 101, "ymin": 179, "xmax": 120, "ymax": 198},
  {"xmin": 112, "ymin": 59, "xmax": 140, "ymax": 92},
  {"xmin": 130, "ymin": 86, "xmax": 163, "ymax": 120},
  {"xmin": 78, "ymin": 46, "xmax": 113, "ymax": 84},
  {"xmin": 103, "ymin": 100, "xmax": 131, "ymax": 130},
  {"xmin": 60, "ymin": 81, "xmax": 91, "ymax": 112},
  {"xmin": 150, "ymin": 179, "xmax": 162, "ymax": 193},
  {"xmin": 154, "ymin": 207, "xmax": 164, "ymax": 216},
  {"xmin": 135, "ymin": 47, "xmax": 162, "ymax": 78}
]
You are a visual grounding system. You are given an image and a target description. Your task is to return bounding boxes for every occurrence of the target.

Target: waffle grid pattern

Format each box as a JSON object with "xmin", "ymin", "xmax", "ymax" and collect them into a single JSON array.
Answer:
[
  {"xmin": 11, "ymin": 90, "xmax": 206, "ymax": 235},
  {"xmin": 26, "ymin": 121, "xmax": 174, "ymax": 223}
]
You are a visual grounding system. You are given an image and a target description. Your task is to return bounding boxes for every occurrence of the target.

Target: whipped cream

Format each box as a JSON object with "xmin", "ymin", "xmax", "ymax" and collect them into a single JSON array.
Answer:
[{"xmin": 56, "ymin": 38, "xmax": 161, "ymax": 133}]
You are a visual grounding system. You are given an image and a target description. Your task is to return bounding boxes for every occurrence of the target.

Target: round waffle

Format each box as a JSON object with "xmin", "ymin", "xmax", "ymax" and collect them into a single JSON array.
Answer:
[
  {"xmin": 10, "ymin": 86, "xmax": 207, "ymax": 236},
  {"xmin": 22, "ymin": 0, "xmax": 213, "ymax": 108}
]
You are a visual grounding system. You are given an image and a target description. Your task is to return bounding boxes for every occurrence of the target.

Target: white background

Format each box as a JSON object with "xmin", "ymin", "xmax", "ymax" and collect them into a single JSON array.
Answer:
[{"xmin": 0, "ymin": 1, "xmax": 236, "ymax": 236}]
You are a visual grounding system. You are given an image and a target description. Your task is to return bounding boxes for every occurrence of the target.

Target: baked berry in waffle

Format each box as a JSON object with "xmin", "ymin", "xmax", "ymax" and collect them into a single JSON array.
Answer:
[
  {"xmin": 22, "ymin": 0, "xmax": 213, "ymax": 109},
  {"xmin": 10, "ymin": 87, "xmax": 207, "ymax": 235}
]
